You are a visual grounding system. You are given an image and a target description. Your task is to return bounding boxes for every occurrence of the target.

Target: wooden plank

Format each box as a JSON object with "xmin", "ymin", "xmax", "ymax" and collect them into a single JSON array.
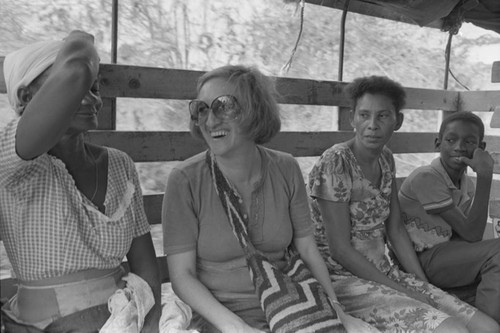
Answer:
[
  {"xmin": 486, "ymin": 136, "xmax": 500, "ymax": 153},
  {"xmin": 493, "ymin": 152, "xmax": 500, "ymax": 175},
  {"xmin": 492, "ymin": 106, "xmax": 500, "ymax": 128},
  {"xmin": 274, "ymin": 76, "xmax": 347, "ymax": 106},
  {"xmin": 85, "ymin": 131, "xmax": 438, "ymax": 162},
  {"xmin": 0, "ymin": 57, "xmax": 4, "ymax": 93},
  {"xmin": 97, "ymin": 98, "xmax": 116, "ymax": 130},
  {"xmin": 491, "ymin": 200, "xmax": 500, "ymax": 219},
  {"xmin": 99, "ymin": 64, "xmax": 202, "ymax": 100},
  {"xmin": 84, "ymin": 131, "xmax": 206, "ymax": 162},
  {"xmin": 338, "ymin": 107, "xmax": 353, "ymax": 131},
  {"xmin": 459, "ymin": 91, "xmax": 500, "ymax": 112},
  {"xmin": 98, "ymin": 64, "xmax": 465, "ymax": 110},
  {"xmin": 305, "ymin": 0, "xmax": 442, "ymax": 28},
  {"xmin": 493, "ymin": 61, "xmax": 500, "ymax": 83},
  {"xmin": 1, "ymin": 58, "xmax": 470, "ymax": 111}
]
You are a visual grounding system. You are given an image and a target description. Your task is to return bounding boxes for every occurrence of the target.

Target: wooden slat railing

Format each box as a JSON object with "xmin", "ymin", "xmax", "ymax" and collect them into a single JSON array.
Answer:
[
  {"xmin": 1, "ymin": 58, "xmax": 499, "ymax": 298},
  {"xmin": 2, "ymin": 59, "xmax": 500, "ymax": 111},
  {"xmin": 492, "ymin": 61, "xmax": 500, "ymax": 83}
]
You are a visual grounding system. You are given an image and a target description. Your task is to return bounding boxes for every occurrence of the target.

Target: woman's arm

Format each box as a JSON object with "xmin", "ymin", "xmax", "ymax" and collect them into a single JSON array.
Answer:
[
  {"xmin": 294, "ymin": 234, "xmax": 380, "ymax": 333},
  {"xmin": 317, "ymin": 198, "xmax": 413, "ymax": 294},
  {"xmin": 386, "ymin": 181, "xmax": 428, "ymax": 282},
  {"xmin": 293, "ymin": 234, "xmax": 338, "ymax": 301},
  {"xmin": 126, "ymin": 233, "xmax": 161, "ymax": 333},
  {"xmin": 167, "ymin": 251, "xmax": 264, "ymax": 333},
  {"xmin": 16, "ymin": 30, "xmax": 99, "ymax": 160}
]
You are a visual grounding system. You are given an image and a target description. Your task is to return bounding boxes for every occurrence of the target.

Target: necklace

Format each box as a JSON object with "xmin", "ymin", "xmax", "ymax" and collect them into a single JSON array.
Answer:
[{"xmin": 87, "ymin": 146, "xmax": 99, "ymax": 202}]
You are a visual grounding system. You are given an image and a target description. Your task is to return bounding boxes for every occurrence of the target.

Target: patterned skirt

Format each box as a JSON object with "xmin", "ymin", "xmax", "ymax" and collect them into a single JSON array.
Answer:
[{"xmin": 331, "ymin": 264, "xmax": 476, "ymax": 332}]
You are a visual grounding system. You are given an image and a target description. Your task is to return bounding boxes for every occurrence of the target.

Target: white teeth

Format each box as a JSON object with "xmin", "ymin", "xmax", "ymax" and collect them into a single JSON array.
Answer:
[{"xmin": 211, "ymin": 130, "xmax": 228, "ymax": 138}]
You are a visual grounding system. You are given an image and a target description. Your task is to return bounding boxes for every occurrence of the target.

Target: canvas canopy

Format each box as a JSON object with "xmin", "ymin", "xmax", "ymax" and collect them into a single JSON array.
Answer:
[{"xmin": 305, "ymin": 0, "xmax": 500, "ymax": 34}]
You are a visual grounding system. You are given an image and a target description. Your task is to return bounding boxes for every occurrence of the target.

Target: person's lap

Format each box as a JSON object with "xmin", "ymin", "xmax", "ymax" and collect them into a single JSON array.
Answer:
[
  {"xmin": 190, "ymin": 297, "xmax": 269, "ymax": 333},
  {"xmin": 332, "ymin": 273, "xmax": 474, "ymax": 331},
  {"xmin": 1, "ymin": 304, "xmax": 110, "ymax": 333},
  {"xmin": 418, "ymin": 238, "xmax": 500, "ymax": 288}
]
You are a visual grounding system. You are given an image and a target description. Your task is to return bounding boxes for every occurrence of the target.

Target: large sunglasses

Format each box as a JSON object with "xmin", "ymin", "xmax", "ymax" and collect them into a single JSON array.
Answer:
[{"xmin": 189, "ymin": 95, "xmax": 241, "ymax": 125}]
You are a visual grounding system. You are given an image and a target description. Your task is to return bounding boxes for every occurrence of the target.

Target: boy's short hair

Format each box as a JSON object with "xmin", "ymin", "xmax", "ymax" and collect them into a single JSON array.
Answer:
[
  {"xmin": 438, "ymin": 111, "xmax": 485, "ymax": 142},
  {"xmin": 344, "ymin": 75, "xmax": 406, "ymax": 114},
  {"xmin": 190, "ymin": 65, "xmax": 281, "ymax": 145}
]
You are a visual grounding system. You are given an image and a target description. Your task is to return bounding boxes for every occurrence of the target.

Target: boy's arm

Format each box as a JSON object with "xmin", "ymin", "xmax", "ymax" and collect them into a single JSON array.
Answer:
[
  {"xmin": 439, "ymin": 148, "xmax": 493, "ymax": 242},
  {"xmin": 439, "ymin": 148, "xmax": 494, "ymax": 242}
]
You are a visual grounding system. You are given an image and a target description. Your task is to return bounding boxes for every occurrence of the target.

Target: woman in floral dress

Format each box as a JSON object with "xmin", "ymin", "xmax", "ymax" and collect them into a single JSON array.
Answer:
[{"xmin": 307, "ymin": 76, "xmax": 499, "ymax": 333}]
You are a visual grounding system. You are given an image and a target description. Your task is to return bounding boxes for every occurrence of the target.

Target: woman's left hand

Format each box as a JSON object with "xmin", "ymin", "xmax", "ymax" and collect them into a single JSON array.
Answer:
[{"xmin": 334, "ymin": 304, "xmax": 381, "ymax": 333}]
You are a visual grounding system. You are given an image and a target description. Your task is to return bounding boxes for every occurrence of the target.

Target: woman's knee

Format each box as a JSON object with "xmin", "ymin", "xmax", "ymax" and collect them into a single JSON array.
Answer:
[
  {"xmin": 467, "ymin": 310, "xmax": 500, "ymax": 333},
  {"xmin": 434, "ymin": 317, "xmax": 469, "ymax": 333}
]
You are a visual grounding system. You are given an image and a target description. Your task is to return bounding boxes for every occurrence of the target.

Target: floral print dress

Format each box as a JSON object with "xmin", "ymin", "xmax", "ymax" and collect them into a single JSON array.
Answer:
[{"xmin": 308, "ymin": 143, "xmax": 476, "ymax": 332}]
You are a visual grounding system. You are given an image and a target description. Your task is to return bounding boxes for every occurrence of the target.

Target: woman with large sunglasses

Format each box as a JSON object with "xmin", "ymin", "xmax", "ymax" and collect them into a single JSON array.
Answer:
[{"xmin": 162, "ymin": 65, "xmax": 376, "ymax": 332}]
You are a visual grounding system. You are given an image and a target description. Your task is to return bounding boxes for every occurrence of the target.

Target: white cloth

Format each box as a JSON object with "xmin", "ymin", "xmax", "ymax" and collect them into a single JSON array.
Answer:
[
  {"xmin": 3, "ymin": 40, "xmax": 63, "ymax": 114},
  {"xmin": 100, "ymin": 273, "xmax": 155, "ymax": 333},
  {"xmin": 160, "ymin": 283, "xmax": 199, "ymax": 333}
]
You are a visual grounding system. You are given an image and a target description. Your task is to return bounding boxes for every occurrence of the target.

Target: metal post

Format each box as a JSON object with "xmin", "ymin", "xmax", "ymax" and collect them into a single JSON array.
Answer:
[
  {"xmin": 338, "ymin": 0, "xmax": 350, "ymax": 82},
  {"xmin": 337, "ymin": 0, "xmax": 352, "ymax": 130},
  {"xmin": 444, "ymin": 32, "xmax": 452, "ymax": 90},
  {"xmin": 106, "ymin": 0, "xmax": 118, "ymax": 130},
  {"xmin": 441, "ymin": 32, "xmax": 454, "ymax": 128},
  {"xmin": 111, "ymin": 0, "xmax": 118, "ymax": 64}
]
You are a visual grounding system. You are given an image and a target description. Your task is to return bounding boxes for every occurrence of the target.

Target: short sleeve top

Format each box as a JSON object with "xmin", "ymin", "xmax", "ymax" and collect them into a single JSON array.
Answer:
[
  {"xmin": 308, "ymin": 143, "xmax": 395, "ymax": 274},
  {"xmin": 163, "ymin": 146, "xmax": 313, "ymax": 299},
  {"xmin": 0, "ymin": 118, "xmax": 150, "ymax": 281},
  {"xmin": 308, "ymin": 143, "xmax": 394, "ymax": 234},
  {"xmin": 398, "ymin": 158, "xmax": 474, "ymax": 252}
]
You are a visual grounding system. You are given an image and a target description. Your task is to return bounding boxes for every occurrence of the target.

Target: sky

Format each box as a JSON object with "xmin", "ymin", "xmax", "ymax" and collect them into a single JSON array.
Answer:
[{"xmin": 460, "ymin": 23, "xmax": 500, "ymax": 65}]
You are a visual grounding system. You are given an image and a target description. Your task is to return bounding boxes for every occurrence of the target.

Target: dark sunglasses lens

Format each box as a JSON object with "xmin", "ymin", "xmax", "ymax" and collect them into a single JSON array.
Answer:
[
  {"xmin": 189, "ymin": 100, "xmax": 209, "ymax": 119},
  {"xmin": 212, "ymin": 96, "xmax": 239, "ymax": 120}
]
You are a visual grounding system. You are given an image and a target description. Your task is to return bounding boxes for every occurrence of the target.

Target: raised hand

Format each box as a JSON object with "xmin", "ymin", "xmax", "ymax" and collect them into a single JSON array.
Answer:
[{"xmin": 457, "ymin": 147, "xmax": 493, "ymax": 175}]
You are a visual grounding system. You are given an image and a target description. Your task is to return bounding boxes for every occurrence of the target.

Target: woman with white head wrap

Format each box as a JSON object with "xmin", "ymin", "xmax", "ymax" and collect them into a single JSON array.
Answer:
[
  {"xmin": 3, "ymin": 39, "xmax": 63, "ymax": 115},
  {"xmin": 0, "ymin": 31, "xmax": 160, "ymax": 332}
]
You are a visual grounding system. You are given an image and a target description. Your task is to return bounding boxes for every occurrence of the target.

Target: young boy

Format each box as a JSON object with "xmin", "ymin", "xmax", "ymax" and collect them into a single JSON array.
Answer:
[{"xmin": 398, "ymin": 111, "xmax": 500, "ymax": 324}]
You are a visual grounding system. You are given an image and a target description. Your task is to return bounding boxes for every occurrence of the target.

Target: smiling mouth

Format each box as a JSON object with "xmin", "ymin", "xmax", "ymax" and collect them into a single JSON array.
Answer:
[{"xmin": 211, "ymin": 130, "xmax": 229, "ymax": 139}]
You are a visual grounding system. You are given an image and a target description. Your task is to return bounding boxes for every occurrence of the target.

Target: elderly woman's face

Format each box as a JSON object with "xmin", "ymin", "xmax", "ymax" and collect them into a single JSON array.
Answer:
[
  {"xmin": 69, "ymin": 78, "xmax": 102, "ymax": 133},
  {"xmin": 196, "ymin": 78, "xmax": 252, "ymax": 157},
  {"xmin": 26, "ymin": 67, "xmax": 103, "ymax": 133}
]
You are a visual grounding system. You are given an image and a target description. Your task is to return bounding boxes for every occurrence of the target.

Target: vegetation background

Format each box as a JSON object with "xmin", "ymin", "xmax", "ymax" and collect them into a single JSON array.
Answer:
[{"xmin": 1, "ymin": 0, "xmax": 499, "ymax": 277}]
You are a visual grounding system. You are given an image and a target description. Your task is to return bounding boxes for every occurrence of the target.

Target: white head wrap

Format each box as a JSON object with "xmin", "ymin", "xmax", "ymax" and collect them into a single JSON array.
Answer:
[{"xmin": 3, "ymin": 40, "xmax": 63, "ymax": 114}]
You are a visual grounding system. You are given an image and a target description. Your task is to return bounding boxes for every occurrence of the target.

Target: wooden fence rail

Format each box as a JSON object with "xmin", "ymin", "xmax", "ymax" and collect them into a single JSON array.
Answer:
[{"xmin": 0, "ymin": 58, "xmax": 499, "ymax": 299}]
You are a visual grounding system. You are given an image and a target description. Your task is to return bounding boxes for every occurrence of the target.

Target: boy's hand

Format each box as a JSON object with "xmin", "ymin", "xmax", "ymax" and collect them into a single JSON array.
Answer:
[{"xmin": 457, "ymin": 148, "xmax": 493, "ymax": 175}]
